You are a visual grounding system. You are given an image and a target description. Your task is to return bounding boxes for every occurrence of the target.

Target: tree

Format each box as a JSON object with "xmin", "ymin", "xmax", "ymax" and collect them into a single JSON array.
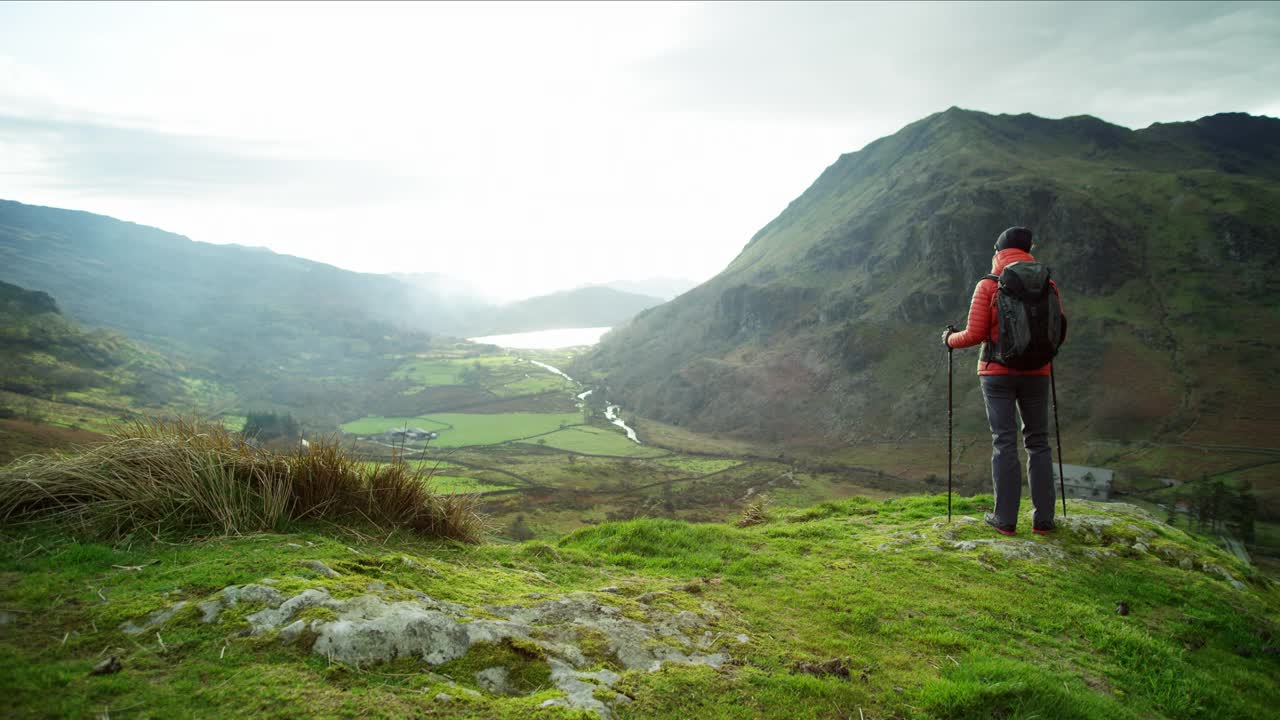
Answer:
[
  {"xmin": 508, "ymin": 514, "xmax": 535, "ymax": 542},
  {"xmin": 1226, "ymin": 480, "xmax": 1258, "ymax": 543},
  {"xmin": 242, "ymin": 411, "xmax": 300, "ymax": 442}
]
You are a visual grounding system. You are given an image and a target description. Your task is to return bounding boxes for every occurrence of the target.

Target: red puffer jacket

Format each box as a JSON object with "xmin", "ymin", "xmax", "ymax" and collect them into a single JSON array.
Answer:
[{"xmin": 945, "ymin": 248, "xmax": 1065, "ymax": 376}]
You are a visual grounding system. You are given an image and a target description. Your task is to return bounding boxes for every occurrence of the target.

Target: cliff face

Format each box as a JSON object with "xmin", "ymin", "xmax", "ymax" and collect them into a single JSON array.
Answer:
[{"xmin": 586, "ymin": 109, "xmax": 1280, "ymax": 448}]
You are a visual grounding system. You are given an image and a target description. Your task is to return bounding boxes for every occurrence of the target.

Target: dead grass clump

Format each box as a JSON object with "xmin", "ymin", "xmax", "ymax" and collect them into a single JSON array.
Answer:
[
  {"xmin": 0, "ymin": 417, "xmax": 484, "ymax": 541},
  {"xmin": 737, "ymin": 494, "xmax": 770, "ymax": 528}
]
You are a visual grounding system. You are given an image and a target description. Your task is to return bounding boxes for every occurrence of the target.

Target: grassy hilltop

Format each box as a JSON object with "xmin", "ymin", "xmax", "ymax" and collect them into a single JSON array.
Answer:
[{"xmin": 1, "ymin": 481, "xmax": 1276, "ymax": 718}]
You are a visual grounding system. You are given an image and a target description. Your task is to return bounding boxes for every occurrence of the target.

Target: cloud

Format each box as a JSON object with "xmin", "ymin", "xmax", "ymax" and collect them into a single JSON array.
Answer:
[
  {"xmin": 0, "ymin": 113, "xmax": 415, "ymax": 207},
  {"xmin": 0, "ymin": 1, "xmax": 1276, "ymax": 301},
  {"xmin": 637, "ymin": 2, "xmax": 1280, "ymax": 130}
]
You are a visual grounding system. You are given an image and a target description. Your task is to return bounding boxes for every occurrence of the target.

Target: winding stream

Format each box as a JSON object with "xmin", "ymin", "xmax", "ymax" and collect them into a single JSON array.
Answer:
[
  {"xmin": 522, "ymin": 360, "xmax": 641, "ymax": 444},
  {"xmin": 604, "ymin": 404, "xmax": 640, "ymax": 444}
]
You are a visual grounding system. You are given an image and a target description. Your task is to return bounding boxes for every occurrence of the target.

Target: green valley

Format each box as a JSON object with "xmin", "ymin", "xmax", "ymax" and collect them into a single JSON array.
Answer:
[{"xmin": 2, "ymin": 108, "xmax": 1278, "ymax": 720}]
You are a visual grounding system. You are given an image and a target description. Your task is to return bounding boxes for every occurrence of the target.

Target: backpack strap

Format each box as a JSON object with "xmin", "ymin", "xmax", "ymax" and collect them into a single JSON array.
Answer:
[{"xmin": 980, "ymin": 274, "xmax": 1000, "ymax": 364}]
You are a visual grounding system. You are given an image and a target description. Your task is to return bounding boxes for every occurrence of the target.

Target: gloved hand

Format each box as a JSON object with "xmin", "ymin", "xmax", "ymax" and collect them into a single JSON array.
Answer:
[{"xmin": 941, "ymin": 327, "xmax": 954, "ymax": 349}]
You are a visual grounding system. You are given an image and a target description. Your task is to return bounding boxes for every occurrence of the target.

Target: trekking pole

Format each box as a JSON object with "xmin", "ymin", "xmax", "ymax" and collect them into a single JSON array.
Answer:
[
  {"xmin": 946, "ymin": 324, "xmax": 955, "ymax": 523},
  {"xmin": 1050, "ymin": 365, "xmax": 1067, "ymax": 517}
]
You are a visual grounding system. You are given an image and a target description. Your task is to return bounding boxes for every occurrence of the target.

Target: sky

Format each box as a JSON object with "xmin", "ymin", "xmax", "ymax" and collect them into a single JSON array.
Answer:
[{"xmin": 1, "ymin": 1, "xmax": 1278, "ymax": 301}]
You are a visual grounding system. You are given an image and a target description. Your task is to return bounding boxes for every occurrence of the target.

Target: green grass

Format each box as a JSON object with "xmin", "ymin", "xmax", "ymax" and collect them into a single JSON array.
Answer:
[
  {"xmin": 526, "ymin": 425, "xmax": 665, "ymax": 457},
  {"xmin": 489, "ymin": 374, "xmax": 573, "ymax": 397},
  {"xmin": 339, "ymin": 415, "xmax": 454, "ymax": 435},
  {"xmin": 427, "ymin": 475, "xmax": 518, "ymax": 494},
  {"xmin": 392, "ymin": 360, "xmax": 468, "ymax": 386},
  {"xmin": 1, "ymin": 496, "xmax": 1275, "ymax": 718},
  {"xmin": 653, "ymin": 456, "xmax": 741, "ymax": 475}
]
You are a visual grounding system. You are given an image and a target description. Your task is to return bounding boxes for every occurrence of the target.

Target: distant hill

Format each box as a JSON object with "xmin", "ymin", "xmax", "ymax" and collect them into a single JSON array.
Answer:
[
  {"xmin": 0, "ymin": 200, "xmax": 441, "ymax": 358},
  {"xmin": 0, "ymin": 279, "xmax": 190, "ymax": 413},
  {"xmin": 0, "ymin": 200, "xmax": 664, "ymax": 350},
  {"xmin": 588, "ymin": 277, "xmax": 700, "ymax": 301},
  {"xmin": 585, "ymin": 110, "xmax": 1280, "ymax": 462},
  {"xmin": 469, "ymin": 286, "xmax": 665, "ymax": 336}
]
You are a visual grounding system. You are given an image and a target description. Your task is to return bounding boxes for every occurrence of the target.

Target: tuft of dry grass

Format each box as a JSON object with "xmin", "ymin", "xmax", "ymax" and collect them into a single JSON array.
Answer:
[
  {"xmin": 737, "ymin": 494, "xmax": 770, "ymax": 528},
  {"xmin": 0, "ymin": 417, "xmax": 485, "ymax": 541}
]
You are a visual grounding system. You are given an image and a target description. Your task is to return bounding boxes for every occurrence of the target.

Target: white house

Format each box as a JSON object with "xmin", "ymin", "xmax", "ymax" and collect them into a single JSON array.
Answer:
[{"xmin": 1053, "ymin": 463, "xmax": 1114, "ymax": 501}]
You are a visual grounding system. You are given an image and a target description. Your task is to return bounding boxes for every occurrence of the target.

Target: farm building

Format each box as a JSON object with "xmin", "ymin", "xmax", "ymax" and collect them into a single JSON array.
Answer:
[
  {"xmin": 380, "ymin": 427, "xmax": 438, "ymax": 442},
  {"xmin": 1053, "ymin": 463, "xmax": 1114, "ymax": 500}
]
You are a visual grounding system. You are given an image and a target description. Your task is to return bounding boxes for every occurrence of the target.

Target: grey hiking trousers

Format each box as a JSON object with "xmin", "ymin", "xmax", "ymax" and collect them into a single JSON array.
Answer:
[{"xmin": 981, "ymin": 375, "xmax": 1055, "ymax": 529}]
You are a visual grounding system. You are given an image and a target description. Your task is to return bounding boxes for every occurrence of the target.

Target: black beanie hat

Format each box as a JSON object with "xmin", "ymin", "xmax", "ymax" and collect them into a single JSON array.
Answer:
[{"xmin": 995, "ymin": 226, "xmax": 1033, "ymax": 252}]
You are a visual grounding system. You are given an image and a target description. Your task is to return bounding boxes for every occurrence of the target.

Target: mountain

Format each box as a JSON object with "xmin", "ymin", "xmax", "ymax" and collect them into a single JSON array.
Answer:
[
  {"xmin": 469, "ymin": 286, "xmax": 665, "ymax": 336},
  {"xmin": 0, "ymin": 199, "xmax": 443, "ymax": 354},
  {"xmin": 0, "ymin": 200, "xmax": 665, "ymax": 348},
  {"xmin": 588, "ymin": 277, "xmax": 700, "ymax": 301},
  {"xmin": 584, "ymin": 109, "xmax": 1280, "ymax": 459}
]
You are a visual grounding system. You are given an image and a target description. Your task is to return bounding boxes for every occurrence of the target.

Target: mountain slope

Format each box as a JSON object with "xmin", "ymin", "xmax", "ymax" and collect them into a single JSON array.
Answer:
[
  {"xmin": 0, "ymin": 200, "xmax": 665, "ymax": 348},
  {"xmin": 0, "ymin": 279, "xmax": 198, "ymax": 416},
  {"xmin": 0, "ymin": 199, "xmax": 451, "ymax": 357},
  {"xmin": 585, "ymin": 109, "xmax": 1280, "ymax": 457}
]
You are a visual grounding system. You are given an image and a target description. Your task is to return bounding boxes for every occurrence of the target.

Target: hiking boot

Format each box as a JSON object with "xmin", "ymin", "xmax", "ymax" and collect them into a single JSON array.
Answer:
[
  {"xmin": 1032, "ymin": 519, "xmax": 1056, "ymax": 535},
  {"xmin": 984, "ymin": 513, "xmax": 1016, "ymax": 536}
]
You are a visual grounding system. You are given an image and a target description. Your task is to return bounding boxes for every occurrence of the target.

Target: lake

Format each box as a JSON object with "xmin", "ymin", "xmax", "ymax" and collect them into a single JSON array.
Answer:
[{"xmin": 468, "ymin": 326, "xmax": 612, "ymax": 349}]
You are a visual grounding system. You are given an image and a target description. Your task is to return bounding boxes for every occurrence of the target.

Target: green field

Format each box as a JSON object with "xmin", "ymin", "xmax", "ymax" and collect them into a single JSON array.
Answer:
[
  {"xmin": 342, "ymin": 412, "xmax": 583, "ymax": 447},
  {"xmin": 338, "ymin": 416, "xmax": 454, "ymax": 435},
  {"xmin": 654, "ymin": 455, "xmax": 742, "ymax": 475},
  {"xmin": 392, "ymin": 360, "xmax": 466, "ymax": 386},
  {"xmin": 526, "ymin": 425, "xmax": 665, "ymax": 457},
  {"xmin": 426, "ymin": 475, "xmax": 518, "ymax": 494},
  {"xmin": 489, "ymin": 374, "xmax": 573, "ymax": 397}
]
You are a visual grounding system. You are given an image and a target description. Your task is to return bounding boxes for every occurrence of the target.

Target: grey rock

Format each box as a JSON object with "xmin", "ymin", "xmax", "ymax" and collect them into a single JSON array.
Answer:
[
  {"xmin": 1203, "ymin": 563, "xmax": 1246, "ymax": 590},
  {"xmin": 1132, "ymin": 543, "xmax": 1148, "ymax": 554},
  {"xmin": 597, "ymin": 586, "xmax": 623, "ymax": 594},
  {"xmin": 197, "ymin": 582, "xmax": 731, "ymax": 718},
  {"xmin": 475, "ymin": 666, "xmax": 510, "ymax": 694},
  {"xmin": 548, "ymin": 659, "xmax": 626, "ymax": 718},
  {"xmin": 298, "ymin": 560, "xmax": 341, "ymax": 578},
  {"xmin": 90, "ymin": 656, "xmax": 123, "ymax": 675},
  {"xmin": 311, "ymin": 597, "xmax": 471, "ymax": 665},
  {"xmin": 247, "ymin": 588, "xmax": 335, "ymax": 633},
  {"xmin": 636, "ymin": 591, "xmax": 667, "ymax": 604},
  {"xmin": 946, "ymin": 539, "xmax": 1068, "ymax": 563},
  {"xmin": 200, "ymin": 583, "xmax": 286, "ymax": 623},
  {"xmin": 278, "ymin": 620, "xmax": 308, "ymax": 643},
  {"xmin": 433, "ymin": 693, "xmax": 455, "ymax": 703},
  {"xmin": 121, "ymin": 601, "xmax": 188, "ymax": 635}
]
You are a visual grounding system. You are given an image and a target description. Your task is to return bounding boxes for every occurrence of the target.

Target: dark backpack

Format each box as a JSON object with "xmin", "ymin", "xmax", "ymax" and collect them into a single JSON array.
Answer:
[{"xmin": 981, "ymin": 261, "xmax": 1066, "ymax": 370}]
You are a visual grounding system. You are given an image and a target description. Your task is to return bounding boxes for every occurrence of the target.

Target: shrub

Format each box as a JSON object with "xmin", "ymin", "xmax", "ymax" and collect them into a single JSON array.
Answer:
[
  {"xmin": 0, "ymin": 417, "xmax": 485, "ymax": 541},
  {"xmin": 737, "ymin": 494, "xmax": 770, "ymax": 527}
]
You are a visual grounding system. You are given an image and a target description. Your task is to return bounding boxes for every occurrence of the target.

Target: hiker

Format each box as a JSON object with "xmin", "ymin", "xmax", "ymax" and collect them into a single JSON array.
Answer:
[{"xmin": 943, "ymin": 227, "xmax": 1066, "ymax": 536}]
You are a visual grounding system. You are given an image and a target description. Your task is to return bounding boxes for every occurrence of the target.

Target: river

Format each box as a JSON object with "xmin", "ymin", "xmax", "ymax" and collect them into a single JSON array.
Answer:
[{"xmin": 512, "ymin": 357, "xmax": 641, "ymax": 445}]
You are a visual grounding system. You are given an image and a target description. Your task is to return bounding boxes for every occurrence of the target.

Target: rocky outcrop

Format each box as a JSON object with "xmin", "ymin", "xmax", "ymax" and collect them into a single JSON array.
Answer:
[{"xmin": 123, "ymin": 583, "xmax": 732, "ymax": 718}]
